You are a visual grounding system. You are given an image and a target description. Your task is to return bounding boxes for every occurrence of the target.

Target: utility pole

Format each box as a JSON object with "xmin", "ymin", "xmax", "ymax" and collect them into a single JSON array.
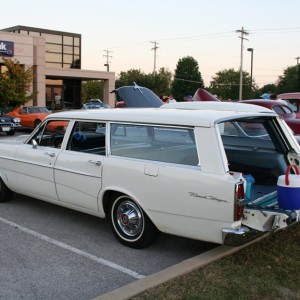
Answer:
[
  {"xmin": 150, "ymin": 41, "xmax": 159, "ymax": 74},
  {"xmin": 296, "ymin": 57, "xmax": 300, "ymax": 70},
  {"xmin": 103, "ymin": 49, "xmax": 112, "ymax": 72},
  {"xmin": 236, "ymin": 27, "xmax": 249, "ymax": 100},
  {"xmin": 296, "ymin": 57, "xmax": 300, "ymax": 89}
]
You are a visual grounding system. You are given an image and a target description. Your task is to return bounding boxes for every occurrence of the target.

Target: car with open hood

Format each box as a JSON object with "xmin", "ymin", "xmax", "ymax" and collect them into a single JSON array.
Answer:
[{"xmin": 112, "ymin": 83, "xmax": 163, "ymax": 108}]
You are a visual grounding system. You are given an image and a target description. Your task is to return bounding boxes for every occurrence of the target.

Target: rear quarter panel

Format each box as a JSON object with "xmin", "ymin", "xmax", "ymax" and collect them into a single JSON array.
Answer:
[{"xmin": 100, "ymin": 126, "xmax": 238, "ymax": 244}]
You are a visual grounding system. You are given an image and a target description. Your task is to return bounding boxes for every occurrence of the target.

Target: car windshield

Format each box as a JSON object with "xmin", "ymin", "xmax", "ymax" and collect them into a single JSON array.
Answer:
[
  {"xmin": 286, "ymin": 101, "xmax": 297, "ymax": 112},
  {"xmin": 272, "ymin": 105, "xmax": 293, "ymax": 115},
  {"xmin": 85, "ymin": 103, "xmax": 109, "ymax": 109},
  {"xmin": 28, "ymin": 107, "xmax": 50, "ymax": 113}
]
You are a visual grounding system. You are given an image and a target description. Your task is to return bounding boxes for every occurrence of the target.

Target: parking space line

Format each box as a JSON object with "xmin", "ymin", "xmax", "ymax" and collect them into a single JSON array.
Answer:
[{"xmin": 0, "ymin": 216, "xmax": 145, "ymax": 280}]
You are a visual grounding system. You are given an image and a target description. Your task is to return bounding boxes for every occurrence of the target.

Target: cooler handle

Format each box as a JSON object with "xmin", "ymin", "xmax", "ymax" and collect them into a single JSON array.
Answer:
[{"xmin": 285, "ymin": 164, "xmax": 300, "ymax": 185}]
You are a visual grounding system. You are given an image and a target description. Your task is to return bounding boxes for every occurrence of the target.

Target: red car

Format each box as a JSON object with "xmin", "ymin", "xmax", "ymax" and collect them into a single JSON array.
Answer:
[
  {"xmin": 240, "ymin": 99, "xmax": 300, "ymax": 135},
  {"xmin": 7, "ymin": 106, "xmax": 51, "ymax": 128},
  {"xmin": 278, "ymin": 92, "xmax": 300, "ymax": 118}
]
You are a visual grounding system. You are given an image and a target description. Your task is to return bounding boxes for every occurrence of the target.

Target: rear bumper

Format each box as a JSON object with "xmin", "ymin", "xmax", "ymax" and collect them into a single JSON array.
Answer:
[{"xmin": 222, "ymin": 227, "xmax": 265, "ymax": 246}]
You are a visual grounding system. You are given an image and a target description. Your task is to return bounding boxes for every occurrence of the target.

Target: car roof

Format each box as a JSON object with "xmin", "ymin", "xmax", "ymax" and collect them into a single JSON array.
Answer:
[
  {"xmin": 240, "ymin": 99, "xmax": 290, "ymax": 109},
  {"xmin": 163, "ymin": 101, "xmax": 275, "ymax": 113},
  {"xmin": 46, "ymin": 105, "xmax": 276, "ymax": 128},
  {"xmin": 278, "ymin": 92, "xmax": 300, "ymax": 100}
]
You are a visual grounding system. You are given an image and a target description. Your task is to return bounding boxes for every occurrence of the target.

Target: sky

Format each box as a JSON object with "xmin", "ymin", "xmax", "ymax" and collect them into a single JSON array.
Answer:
[{"xmin": 2, "ymin": 0, "xmax": 300, "ymax": 87}]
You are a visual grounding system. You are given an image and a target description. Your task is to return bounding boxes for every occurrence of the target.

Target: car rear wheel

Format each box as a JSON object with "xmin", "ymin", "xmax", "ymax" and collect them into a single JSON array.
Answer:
[
  {"xmin": 0, "ymin": 177, "xmax": 13, "ymax": 202},
  {"xmin": 110, "ymin": 195, "xmax": 159, "ymax": 248}
]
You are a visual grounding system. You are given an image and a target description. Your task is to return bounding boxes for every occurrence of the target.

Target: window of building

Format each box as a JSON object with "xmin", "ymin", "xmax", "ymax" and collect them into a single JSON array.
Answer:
[
  {"xmin": 42, "ymin": 33, "xmax": 81, "ymax": 69},
  {"xmin": 63, "ymin": 36, "xmax": 73, "ymax": 46}
]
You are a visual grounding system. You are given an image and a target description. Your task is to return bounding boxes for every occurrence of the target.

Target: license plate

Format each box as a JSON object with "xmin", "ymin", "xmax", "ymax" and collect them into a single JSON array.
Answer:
[{"xmin": 2, "ymin": 127, "xmax": 10, "ymax": 131}]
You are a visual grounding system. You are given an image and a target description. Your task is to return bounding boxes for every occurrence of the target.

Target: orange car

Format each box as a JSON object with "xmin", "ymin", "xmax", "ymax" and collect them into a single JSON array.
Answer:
[{"xmin": 7, "ymin": 106, "xmax": 51, "ymax": 128}]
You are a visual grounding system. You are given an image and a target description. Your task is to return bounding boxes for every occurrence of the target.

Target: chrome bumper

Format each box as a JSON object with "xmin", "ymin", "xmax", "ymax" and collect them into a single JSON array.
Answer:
[{"xmin": 222, "ymin": 227, "xmax": 265, "ymax": 246}]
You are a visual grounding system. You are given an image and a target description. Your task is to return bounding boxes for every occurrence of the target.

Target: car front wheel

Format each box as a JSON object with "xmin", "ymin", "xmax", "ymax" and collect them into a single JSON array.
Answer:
[
  {"xmin": 110, "ymin": 195, "xmax": 159, "ymax": 249},
  {"xmin": 34, "ymin": 119, "xmax": 41, "ymax": 128},
  {"xmin": 6, "ymin": 130, "xmax": 15, "ymax": 136},
  {"xmin": 0, "ymin": 177, "xmax": 13, "ymax": 202}
]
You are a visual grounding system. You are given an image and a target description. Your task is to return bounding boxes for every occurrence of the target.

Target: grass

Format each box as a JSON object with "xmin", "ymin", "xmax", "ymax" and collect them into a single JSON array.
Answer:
[{"xmin": 133, "ymin": 222, "xmax": 300, "ymax": 300}]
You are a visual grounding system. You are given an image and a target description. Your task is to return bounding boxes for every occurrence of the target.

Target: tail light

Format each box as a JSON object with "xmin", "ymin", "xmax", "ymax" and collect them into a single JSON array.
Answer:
[{"xmin": 234, "ymin": 181, "xmax": 245, "ymax": 221}]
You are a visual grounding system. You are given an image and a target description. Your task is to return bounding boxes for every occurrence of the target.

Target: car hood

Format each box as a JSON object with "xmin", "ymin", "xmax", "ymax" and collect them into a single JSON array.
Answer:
[
  {"xmin": 0, "ymin": 115, "xmax": 13, "ymax": 122},
  {"xmin": 192, "ymin": 88, "xmax": 220, "ymax": 101},
  {"xmin": 112, "ymin": 84, "xmax": 163, "ymax": 108}
]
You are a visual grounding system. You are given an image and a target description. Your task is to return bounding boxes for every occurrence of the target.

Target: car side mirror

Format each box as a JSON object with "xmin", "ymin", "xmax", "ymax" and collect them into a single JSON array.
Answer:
[{"xmin": 31, "ymin": 139, "xmax": 38, "ymax": 149}]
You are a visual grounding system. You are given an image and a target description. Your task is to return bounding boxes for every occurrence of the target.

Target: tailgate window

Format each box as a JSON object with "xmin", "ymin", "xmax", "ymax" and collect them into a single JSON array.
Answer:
[{"xmin": 218, "ymin": 117, "xmax": 288, "ymax": 185}]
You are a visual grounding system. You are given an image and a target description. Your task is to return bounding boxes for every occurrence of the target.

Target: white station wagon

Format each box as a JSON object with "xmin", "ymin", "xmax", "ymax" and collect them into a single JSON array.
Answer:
[{"xmin": 1, "ymin": 102, "xmax": 300, "ymax": 248}]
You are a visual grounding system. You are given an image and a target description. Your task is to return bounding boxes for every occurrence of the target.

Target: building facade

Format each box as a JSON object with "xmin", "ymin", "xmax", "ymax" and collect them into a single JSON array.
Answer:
[{"xmin": 0, "ymin": 25, "xmax": 115, "ymax": 109}]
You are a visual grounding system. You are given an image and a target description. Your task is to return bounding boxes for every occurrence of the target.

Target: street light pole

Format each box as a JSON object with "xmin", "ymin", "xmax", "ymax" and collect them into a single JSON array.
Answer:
[{"xmin": 247, "ymin": 48, "xmax": 254, "ymax": 99}]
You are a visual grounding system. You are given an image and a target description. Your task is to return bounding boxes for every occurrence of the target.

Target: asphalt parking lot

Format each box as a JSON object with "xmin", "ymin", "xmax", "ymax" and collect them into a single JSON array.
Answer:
[{"xmin": 0, "ymin": 131, "xmax": 217, "ymax": 299}]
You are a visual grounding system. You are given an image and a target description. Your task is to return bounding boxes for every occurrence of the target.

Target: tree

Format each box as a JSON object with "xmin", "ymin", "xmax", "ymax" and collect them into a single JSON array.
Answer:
[
  {"xmin": 115, "ymin": 68, "xmax": 172, "ymax": 96},
  {"xmin": 171, "ymin": 56, "xmax": 204, "ymax": 102},
  {"xmin": 82, "ymin": 80, "xmax": 104, "ymax": 102},
  {"xmin": 276, "ymin": 65, "xmax": 300, "ymax": 93},
  {"xmin": 209, "ymin": 68, "xmax": 255, "ymax": 100},
  {"xmin": 260, "ymin": 83, "xmax": 277, "ymax": 94},
  {"xmin": 151, "ymin": 68, "xmax": 173, "ymax": 96},
  {"xmin": 115, "ymin": 69, "xmax": 146, "ymax": 88},
  {"xmin": 0, "ymin": 57, "xmax": 34, "ymax": 107}
]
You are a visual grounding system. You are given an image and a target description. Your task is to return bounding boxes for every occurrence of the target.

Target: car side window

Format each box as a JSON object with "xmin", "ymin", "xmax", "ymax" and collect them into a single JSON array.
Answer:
[
  {"xmin": 29, "ymin": 120, "xmax": 70, "ymax": 148},
  {"xmin": 20, "ymin": 107, "xmax": 28, "ymax": 114},
  {"xmin": 67, "ymin": 121, "xmax": 106, "ymax": 155},
  {"xmin": 110, "ymin": 124, "xmax": 198, "ymax": 166}
]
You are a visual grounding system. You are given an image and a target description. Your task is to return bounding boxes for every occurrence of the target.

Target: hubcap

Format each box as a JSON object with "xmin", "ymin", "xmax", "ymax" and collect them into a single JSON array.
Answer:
[{"xmin": 116, "ymin": 200, "xmax": 143, "ymax": 237}]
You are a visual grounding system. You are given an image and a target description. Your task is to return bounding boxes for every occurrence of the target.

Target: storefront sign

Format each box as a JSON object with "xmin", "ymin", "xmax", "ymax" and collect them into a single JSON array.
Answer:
[{"xmin": 0, "ymin": 40, "xmax": 14, "ymax": 57}]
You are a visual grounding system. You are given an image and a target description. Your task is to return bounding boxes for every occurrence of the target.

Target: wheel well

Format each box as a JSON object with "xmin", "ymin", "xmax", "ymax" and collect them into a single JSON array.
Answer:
[
  {"xmin": 34, "ymin": 119, "xmax": 41, "ymax": 126},
  {"xmin": 102, "ymin": 190, "xmax": 123, "ymax": 217}
]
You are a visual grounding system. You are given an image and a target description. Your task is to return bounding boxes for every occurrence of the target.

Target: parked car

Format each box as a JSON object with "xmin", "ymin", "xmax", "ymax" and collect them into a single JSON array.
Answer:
[
  {"xmin": 7, "ymin": 106, "xmax": 51, "ymax": 128},
  {"xmin": 112, "ymin": 83, "xmax": 163, "ymax": 108},
  {"xmin": 0, "ymin": 101, "xmax": 300, "ymax": 248},
  {"xmin": 83, "ymin": 99, "xmax": 110, "ymax": 109},
  {"xmin": 240, "ymin": 99, "xmax": 300, "ymax": 135},
  {"xmin": 0, "ymin": 108, "xmax": 21, "ymax": 131},
  {"xmin": 0, "ymin": 114, "xmax": 18, "ymax": 135},
  {"xmin": 278, "ymin": 92, "xmax": 300, "ymax": 117}
]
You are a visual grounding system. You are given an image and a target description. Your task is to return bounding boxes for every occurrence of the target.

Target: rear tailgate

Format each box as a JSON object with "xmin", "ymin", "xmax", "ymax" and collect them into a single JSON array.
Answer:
[{"xmin": 242, "ymin": 188, "xmax": 300, "ymax": 231}]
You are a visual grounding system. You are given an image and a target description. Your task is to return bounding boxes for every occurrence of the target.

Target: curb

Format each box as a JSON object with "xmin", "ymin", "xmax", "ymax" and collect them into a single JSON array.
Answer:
[{"xmin": 94, "ymin": 233, "xmax": 269, "ymax": 300}]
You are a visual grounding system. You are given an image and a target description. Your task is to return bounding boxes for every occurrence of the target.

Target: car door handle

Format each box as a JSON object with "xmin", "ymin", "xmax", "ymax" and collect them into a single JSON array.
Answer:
[
  {"xmin": 44, "ymin": 152, "xmax": 56, "ymax": 158},
  {"xmin": 88, "ymin": 160, "xmax": 102, "ymax": 166}
]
